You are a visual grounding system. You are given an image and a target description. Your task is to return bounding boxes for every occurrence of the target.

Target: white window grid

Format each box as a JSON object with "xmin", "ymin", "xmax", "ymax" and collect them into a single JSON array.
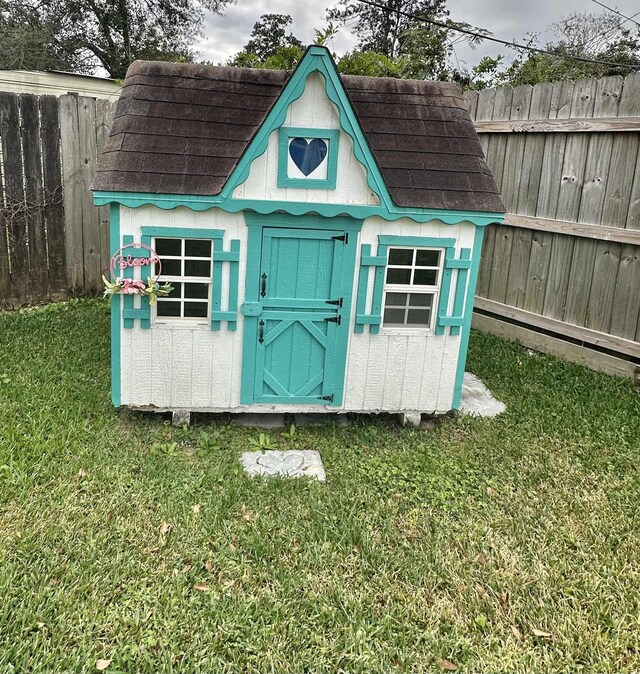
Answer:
[
  {"xmin": 153, "ymin": 238, "xmax": 213, "ymax": 322},
  {"xmin": 382, "ymin": 247, "xmax": 444, "ymax": 330}
]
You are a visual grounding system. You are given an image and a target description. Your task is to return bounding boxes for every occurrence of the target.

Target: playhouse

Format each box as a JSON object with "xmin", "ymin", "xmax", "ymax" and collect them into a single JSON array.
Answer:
[{"xmin": 92, "ymin": 46, "xmax": 505, "ymax": 424}]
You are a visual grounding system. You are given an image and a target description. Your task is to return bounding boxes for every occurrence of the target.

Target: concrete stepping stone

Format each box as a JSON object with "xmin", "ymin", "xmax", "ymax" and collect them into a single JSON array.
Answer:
[{"xmin": 241, "ymin": 450, "xmax": 326, "ymax": 481}]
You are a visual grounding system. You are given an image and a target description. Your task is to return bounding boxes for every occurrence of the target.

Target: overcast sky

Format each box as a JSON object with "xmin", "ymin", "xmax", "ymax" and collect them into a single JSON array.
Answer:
[{"xmin": 198, "ymin": 0, "xmax": 640, "ymax": 71}]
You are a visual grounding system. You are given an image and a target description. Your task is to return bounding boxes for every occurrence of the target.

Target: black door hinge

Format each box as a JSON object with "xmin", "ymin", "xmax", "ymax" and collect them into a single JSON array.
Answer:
[
  {"xmin": 325, "ymin": 315, "xmax": 341, "ymax": 325},
  {"xmin": 325, "ymin": 297, "xmax": 343, "ymax": 308},
  {"xmin": 319, "ymin": 394, "xmax": 334, "ymax": 402},
  {"xmin": 332, "ymin": 233, "xmax": 349, "ymax": 244}
]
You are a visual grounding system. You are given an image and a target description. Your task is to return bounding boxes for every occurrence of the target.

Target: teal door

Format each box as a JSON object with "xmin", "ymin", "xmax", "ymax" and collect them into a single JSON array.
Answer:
[{"xmin": 245, "ymin": 226, "xmax": 356, "ymax": 406}]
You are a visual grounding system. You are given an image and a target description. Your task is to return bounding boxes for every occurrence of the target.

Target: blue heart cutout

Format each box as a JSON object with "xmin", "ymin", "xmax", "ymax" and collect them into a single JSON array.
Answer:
[{"xmin": 289, "ymin": 137, "xmax": 328, "ymax": 176}]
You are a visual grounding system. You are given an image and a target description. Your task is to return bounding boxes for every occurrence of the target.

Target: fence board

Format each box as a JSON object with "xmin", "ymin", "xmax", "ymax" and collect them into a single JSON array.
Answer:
[
  {"xmin": 521, "ymin": 83, "xmax": 554, "ymax": 313},
  {"xmin": 475, "ymin": 87, "xmax": 497, "ymax": 298},
  {"xmin": 78, "ymin": 97, "xmax": 101, "ymax": 291},
  {"xmin": 59, "ymin": 95, "xmax": 84, "ymax": 292},
  {"xmin": 39, "ymin": 95, "xmax": 66, "ymax": 300},
  {"xmin": 20, "ymin": 94, "xmax": 48, "ymax": 300},
  {"xmin": 96, "ymin": 99, "xmax": 114, "ymax": 275},
  {"xmin": 484, "ymin": 87, "xmax": 513, "ymax": 302},
  {"xmin": 0, "ymin": 115, "xmax": 8, "ymax": 303},
  {"xmin": 0, "ymin": 91, "xmax": 29, "ymax": 306}
]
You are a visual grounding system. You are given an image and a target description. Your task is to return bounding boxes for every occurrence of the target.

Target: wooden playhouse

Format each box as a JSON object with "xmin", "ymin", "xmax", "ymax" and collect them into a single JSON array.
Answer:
[{"xmin": 92, "ymin": 46, "xmax": 505, "ymax": 425}]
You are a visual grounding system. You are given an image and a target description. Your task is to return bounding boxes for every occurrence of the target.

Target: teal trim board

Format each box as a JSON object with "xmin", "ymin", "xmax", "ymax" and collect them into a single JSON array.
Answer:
[
  {"xmin": 278, "ymin": 127, "xmax": 340, "ymax": 189},
  {"xmin": 452, "ymin": 227, "xmax": 485, "ymax": 410},
  {"xmin": 109, "ymin": 203, "xmax": 121, "ymax": 407},
  {"xmin": 93, "ymin": 190, "xmax": 504, "ymax": 227}
]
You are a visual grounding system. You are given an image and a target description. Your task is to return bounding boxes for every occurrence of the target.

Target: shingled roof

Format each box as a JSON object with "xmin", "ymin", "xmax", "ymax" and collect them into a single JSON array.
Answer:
[{"xmin": 93, "ymin": 55, "xmax": 505, "ymax": 213}]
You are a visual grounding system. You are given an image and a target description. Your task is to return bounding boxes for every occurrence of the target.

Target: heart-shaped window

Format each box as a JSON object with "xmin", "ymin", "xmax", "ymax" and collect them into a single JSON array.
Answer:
[{"xmin": 289, "ymin": 137, "xmax": 328, "ymax": 177}]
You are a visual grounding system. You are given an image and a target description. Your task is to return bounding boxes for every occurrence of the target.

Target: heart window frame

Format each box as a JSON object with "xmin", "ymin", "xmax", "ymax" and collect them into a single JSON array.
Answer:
[{"xmin": 277, "ymin": 126, "xmax": 340, "ymax": 190}]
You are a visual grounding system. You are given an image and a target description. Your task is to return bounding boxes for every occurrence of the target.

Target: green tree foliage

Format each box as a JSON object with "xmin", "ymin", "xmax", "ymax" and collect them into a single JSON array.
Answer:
[
  {"xmin": 502, "ymin": 12, "xmax": 640, "ymax": 86},
  {"xmin": 327, "ymin": 0, "xmax": 448, "ymax": 60},
  {"xmin": 241, "ymin": 14, "xmax": 303, "ymax": 61},
  {"xmin": 0, "ymin": 0, "xmax": 233, "ymax": 77}
]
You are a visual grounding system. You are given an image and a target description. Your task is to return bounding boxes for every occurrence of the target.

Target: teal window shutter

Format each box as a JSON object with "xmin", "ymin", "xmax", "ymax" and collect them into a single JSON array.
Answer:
[
  {"xmin": 121, "ymin": 234, "xmax": 151, "ymax": 330},
  {"xmin": 211, "ymin": 238, "xmax": 241, "ymax": 331},
  {"xmin": 435, "ymin": 248, "xmax": 472, "ymax": 336},
  {"xmin": 354, "ymin": 243, "xmax": 387, "ymax": 333}
]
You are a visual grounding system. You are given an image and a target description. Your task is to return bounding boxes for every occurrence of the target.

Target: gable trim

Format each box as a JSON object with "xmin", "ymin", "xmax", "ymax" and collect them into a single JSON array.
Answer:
[{"xmin": 220, "ymin": 46, "xmax": 389, "ymax": 205}]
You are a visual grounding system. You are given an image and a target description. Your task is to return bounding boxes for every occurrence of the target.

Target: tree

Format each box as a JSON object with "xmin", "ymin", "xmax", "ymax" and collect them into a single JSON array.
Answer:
[
  {"xmin": 327, "ymin": 0, "xmax": 449, "ymax": 60},
  {"xmin": 241, "ymin": 14, "xmax": 302, "ymax": 61},
  {"xmin": 0, "ymin": 0, "xmax": 234, "ymax": 78},
  {"xmin": 501, "ymin": 12, "xmax": 640, "ymax": 86}
]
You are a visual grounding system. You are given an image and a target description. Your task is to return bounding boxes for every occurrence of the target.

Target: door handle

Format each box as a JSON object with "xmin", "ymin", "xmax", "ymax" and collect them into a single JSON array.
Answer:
[
  {"xmin": 258, "ymin": 320, "xmax": 265, "ymax": 344},
  {"xmin": 260, "ymin": 273, "xmax": 267, "ymax": 297}
]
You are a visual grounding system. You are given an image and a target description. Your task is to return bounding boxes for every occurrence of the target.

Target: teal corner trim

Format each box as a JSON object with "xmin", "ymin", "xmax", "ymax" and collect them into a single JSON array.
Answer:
[
  {"xmin": 109, "ymin": 203, "xmax": 121, "ymax": 407},
  {"xmin": 277, "ymin": 127, "xmax": 340, "ymax": 189},
  {"xmin": 452, "ymin": 227, "xmax": 485, "ymax": 410}
]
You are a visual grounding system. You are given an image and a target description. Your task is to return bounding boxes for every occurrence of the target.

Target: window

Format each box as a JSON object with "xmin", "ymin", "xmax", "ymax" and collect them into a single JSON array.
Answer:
[
  {"xmin": 382, "ymin": 247, "xmax": 442, "ymax": 329},
  {"xmin": 153, "ymin": 238, "xmax": 212, "ymax": 321},
  {"xmin": 277, "ymin": 127, "xmax": 340, "ymax": 189}
]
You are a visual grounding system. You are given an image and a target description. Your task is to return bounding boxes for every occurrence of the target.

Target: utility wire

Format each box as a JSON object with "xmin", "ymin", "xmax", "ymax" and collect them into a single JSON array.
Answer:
[
  {"xmin": 591, "ymin": 0, "xmax": 640, "ymax": 29},
  {"xmin": 354, "ymin": 0, "xmax": 640, "ymax": 68}
]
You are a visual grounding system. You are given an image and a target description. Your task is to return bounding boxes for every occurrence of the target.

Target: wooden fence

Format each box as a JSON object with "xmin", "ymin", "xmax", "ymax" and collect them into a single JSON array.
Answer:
[
  {"xmin": 1, "ymin": 76, "xmax": 639, "ymax": 379},
  {"xmin": 0, "ymin": 92, "xmax": 115, "ymax": 308},
  {"xmin": 464, "ymin": 72, "xmax": 640, "ymax": 380}
]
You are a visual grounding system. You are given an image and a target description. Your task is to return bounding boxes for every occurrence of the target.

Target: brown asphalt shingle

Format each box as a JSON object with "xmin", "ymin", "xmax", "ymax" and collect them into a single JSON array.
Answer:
[{"xmin": 93, "ymin": 54, "xmax": 505, "ymax": 213}]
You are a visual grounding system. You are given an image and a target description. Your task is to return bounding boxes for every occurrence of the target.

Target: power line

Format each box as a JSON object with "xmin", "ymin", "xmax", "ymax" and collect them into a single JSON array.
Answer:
[
  {"xmin": 591, "ymin": 0, "xmax": 640, "ymax": 30},
  {"xmin": 353, "ymin": 0, "xmax": 640, "ymax": 69}
]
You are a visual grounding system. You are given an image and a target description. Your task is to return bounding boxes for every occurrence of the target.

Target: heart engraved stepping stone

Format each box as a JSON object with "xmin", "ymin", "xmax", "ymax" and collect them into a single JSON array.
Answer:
[{"xmin": 241, "ymin": 450, "xmax": 326, "ymax": 481}]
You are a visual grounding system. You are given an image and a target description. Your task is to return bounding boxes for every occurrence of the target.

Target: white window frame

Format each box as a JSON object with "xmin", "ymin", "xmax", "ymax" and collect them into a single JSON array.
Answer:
[
  {"xmin": 381, "ymin": 246, "xmax": 444, "ymax": 333},
  {"xmin": 153, "ymin": 237, "xmax": 213, "ymax": 326}
]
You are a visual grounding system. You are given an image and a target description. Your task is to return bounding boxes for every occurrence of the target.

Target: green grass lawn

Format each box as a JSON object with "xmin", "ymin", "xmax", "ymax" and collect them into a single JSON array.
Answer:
[{"xmin": 1, "ymin": 300, "xmax": 639, "ymax": 673}]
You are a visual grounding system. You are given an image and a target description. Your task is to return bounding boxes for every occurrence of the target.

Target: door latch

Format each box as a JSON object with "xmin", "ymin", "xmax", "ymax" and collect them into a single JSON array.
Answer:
[{"xmin": 331, "ymin": 233, "xmax": 348, "ymax": 244}]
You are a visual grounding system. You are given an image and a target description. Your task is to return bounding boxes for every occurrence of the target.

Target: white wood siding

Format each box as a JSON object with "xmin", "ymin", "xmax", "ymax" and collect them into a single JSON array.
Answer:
[
  {"xmin": 120, "ymin": 207, "xmax": 474, "ymax": 414},
  {"xmin": 232, "ymin": 73, "xmax": 379, "ymax": 206}
]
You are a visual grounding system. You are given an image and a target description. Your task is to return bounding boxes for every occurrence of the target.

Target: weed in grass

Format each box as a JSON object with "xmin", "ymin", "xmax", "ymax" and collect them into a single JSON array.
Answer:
[
  {"xmin": 197, "ymin": 430, "xmax": 223, "ymax": 452},
  {"xmin": 248, "ymin": 432, "xmax": 278, "ymax": 450}
]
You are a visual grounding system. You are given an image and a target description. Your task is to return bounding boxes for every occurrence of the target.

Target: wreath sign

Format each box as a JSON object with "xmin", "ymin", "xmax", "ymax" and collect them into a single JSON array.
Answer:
[{"xmin": 103, "ymin": 242, "xmax": 173, "ymax": 305}]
